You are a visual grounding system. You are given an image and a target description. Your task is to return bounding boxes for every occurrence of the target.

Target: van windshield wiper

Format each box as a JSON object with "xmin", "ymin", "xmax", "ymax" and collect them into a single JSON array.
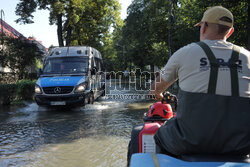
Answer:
[
  {"xmin": 40, "ymin": 74, "xmax": 54, "ymax": 77},
  {"xmin": 41, "ymin": 72, "xmax": 86, "ymax": 77},
  {"xmin": 41, "ymin": 73, "xmax": 65, "ymax": 77},
  {"xmin": 66, "ymin": 73, "xmax": 86, "ymax": 76}
]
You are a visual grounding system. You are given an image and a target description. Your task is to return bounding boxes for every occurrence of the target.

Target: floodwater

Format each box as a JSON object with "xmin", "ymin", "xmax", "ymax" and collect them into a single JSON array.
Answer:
[{"xmin": 0, "ymin": 89, "xmax": 154, "ymax": 167}]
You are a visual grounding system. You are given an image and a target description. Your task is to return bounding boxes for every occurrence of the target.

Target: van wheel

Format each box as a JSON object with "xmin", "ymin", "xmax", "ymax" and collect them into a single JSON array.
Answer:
[{"xmin": 88, "ymin": 93, "xmax": 94, "ymax": 104}]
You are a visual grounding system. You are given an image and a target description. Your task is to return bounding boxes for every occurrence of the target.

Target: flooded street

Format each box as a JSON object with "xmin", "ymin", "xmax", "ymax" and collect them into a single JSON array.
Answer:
[{"xmin": 0, "ymin": 90, "xmax": 153, "ymax": 167}]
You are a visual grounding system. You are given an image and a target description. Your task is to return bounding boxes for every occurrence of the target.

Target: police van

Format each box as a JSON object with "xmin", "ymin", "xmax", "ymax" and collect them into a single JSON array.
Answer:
[{"xmin": 34, "ymin": 46, "xmax": 105, "ymax": 107}]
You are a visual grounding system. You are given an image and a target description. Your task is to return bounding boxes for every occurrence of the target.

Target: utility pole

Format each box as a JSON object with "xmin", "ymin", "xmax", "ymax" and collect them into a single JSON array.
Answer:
[
  {"xmin": 123, "ymin": 45, "xmax": 126, "ymax": 70},
  {"xmin": 116, "ymin": 44, "xmax": 126, "ymax": 71},
  {"xmin": 168, "ymin": 0, "xmax": 172, "ymax": 57}
]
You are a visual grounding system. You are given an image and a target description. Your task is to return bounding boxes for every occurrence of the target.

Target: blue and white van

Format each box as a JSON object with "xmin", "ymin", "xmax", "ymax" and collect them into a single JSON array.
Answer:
[{"xmin": 34, "ymin": 46, "xmax": 105, "ymax": 107}]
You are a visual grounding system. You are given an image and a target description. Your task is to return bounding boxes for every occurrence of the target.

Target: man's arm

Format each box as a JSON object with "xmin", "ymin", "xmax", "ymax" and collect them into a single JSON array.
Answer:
[
  {"xmin": 150, "ymin": 75, "xmax": 174, "ymax": 101},
  {"xmin": 150, "ymin": 45, "xmax": 183, "ymax": 100}
]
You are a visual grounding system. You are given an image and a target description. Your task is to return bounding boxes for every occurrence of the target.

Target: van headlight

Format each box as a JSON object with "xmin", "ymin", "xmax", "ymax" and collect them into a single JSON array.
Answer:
[
  {"xmin": 75, "ymin": 83, "xmax": 87, "ymax": 93},
  {"xmin": 35, "ymin": 85, "xmax": 42, "ymax": 94}
]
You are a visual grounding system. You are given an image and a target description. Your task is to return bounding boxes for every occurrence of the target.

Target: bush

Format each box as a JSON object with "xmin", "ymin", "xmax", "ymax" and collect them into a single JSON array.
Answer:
[
  {"xmin": 0, "ymin": 84, "xmax": 17, "ymax": 105},
  {"xmin": 0, "ymin": 80, "xmax": 36, "ymax": 105},
  {"xmin": 25, "ymin": 72, "xmax": 38, "ymax": 80},
  {"xmin": 16, "ymin": 80, "xmax": 36, "ymax": 100},
  {"xmin": 0, "ymin": 72, "xmax": 18, "ymax": 84}
]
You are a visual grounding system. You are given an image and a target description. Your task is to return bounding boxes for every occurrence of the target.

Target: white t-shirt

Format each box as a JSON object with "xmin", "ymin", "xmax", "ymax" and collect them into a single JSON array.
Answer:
[{"xmin": 161, "ymin": 39, "xmax": 250, "ymax": 97}]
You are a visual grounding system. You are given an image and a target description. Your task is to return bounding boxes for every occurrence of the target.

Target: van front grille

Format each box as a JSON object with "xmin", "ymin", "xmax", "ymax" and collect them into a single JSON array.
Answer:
[{"xmin": 43, "ymin": 86, "xmax": 74, "ymax": 94}]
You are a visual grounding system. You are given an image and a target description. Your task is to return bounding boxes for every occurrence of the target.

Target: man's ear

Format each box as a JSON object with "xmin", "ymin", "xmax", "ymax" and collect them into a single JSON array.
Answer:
[
  {"xmin": 200, "ymin": 22, "xmax": 207, "ymax": 41},
  {"xmin": 201, "ymin": 22, "xmax": 207, "ymax": 34},
  {"xmin": 226, "ymin": 27, "xmax": 234, "ymax": 39}
]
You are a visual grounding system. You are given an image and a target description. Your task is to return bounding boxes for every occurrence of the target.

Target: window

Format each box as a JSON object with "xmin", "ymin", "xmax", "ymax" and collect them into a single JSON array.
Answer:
[{"xmin": 43, "ymin": 57, "xmax": 89, "ymax": 74}]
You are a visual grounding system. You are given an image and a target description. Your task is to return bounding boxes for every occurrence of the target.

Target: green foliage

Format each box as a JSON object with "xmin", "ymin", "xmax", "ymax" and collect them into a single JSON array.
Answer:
[
  {"xmin": 151, "ymin": 42, "xmax": 169, "ymax": 67},
  {"xmin": 0, "ymin": 80, "xmax": 36, "ymax": 105},
  {"xmin": 14, "ymin": 0, "xmax": 249, "ymax": 71},
  {"xmin": 0, "ymin": 84, "xmax": 17, "ymax": 105},
  {"xmin": 0, "ymin": 35, "xmax": 43, "ymax": 79},
  {"xmin": 67, "ymin": 0, "xmax": 122, "ymax": 51},
  {"xmin": 16, "ymin": 80, "xmax": 36, "ymax": 101},
  {"xmin": 15, "ymin": 0, "xmax": 122, "ymax": 50},
  {"xmin": 15, "ymin": 0, "xmax": 123, "ymax": 71},
  {"xmin": 120, "ymin": 0, "xmax": 171, "ymax": 70},
  {"xmin": 15, "ymin": 0, "xmax": 37, "ymax": 24},
  {"xmin": 121, "ymin": 0, "xmax": 249, "ymax": 70},
  {"xmin": 35, "ymin": 58, "xmax": 43, "ymax": 69},
  {"xmin": 174, "ymin": 0, "xmax": 248, "ymax": 48}
]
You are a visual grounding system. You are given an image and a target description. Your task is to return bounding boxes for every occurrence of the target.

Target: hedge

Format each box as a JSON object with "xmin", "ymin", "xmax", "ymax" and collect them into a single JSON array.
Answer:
[
  {"xmin": 0, "ymin": 84, "xmax": 17, "ymax": 105},
  {"xmin": 0, "ymin": 80, "xmax": 36, "ymax": 105}
]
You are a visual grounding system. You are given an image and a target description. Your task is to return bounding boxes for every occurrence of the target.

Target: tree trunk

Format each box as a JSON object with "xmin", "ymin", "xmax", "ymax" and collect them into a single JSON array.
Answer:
[
  {"xmin": 57, "ymin": 14, "xmax": 64, "ymax": 47},
  {"xmin": 66, "ymin": 25, "xmax": 72, "ymax": 46},
  {"xmin": 247, "ymin": 1, "xmax": 250, "ymax": 50}
]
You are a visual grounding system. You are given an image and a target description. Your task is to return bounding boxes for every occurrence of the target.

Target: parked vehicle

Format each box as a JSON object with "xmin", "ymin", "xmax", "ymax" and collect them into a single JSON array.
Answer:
[
  {"xmin": 34, "ymin": 46, "xmax": 105, "ymax": 107},
  {"xmin": 128, "ymin": 92, "xmax": 250, "ymax": 167}
]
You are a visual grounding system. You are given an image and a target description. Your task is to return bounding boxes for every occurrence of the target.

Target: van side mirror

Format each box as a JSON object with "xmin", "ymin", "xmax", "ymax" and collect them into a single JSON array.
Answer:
[
  {"xmin": 91, "ymin": 67, "xmax": 97, "ymax": 75},
  {"xmin": 37, "ymin": 68, "xmax": 42, "ymax": 77}
]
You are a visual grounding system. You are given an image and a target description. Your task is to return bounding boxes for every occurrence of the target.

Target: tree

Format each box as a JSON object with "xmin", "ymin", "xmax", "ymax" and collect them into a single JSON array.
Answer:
[
  {"xmin": 15, "ymin": 0, "xmax": 122, "ymax": 50},
  {"xmin": 177, "ymin": 0, "xmax": 248, "ymax": 48},
  {"xmin": 121, "ymin": 0, "xmax": 151, "ymax": 70},
  {"xmin": 121, "ymin": 0, "xmax": 171, "ymax": 70},
  {"xmin": 0, "ymin": 35, "xmax": 43, "ymax": 79},
  {"xmin": 67, "ymin": 0, "xmax": 122, "ymax": 50},
  {"xmin": 15, "ymin": 0, "xmax": 65, "ymax": 46},
  {"xmin": 121, "ymin": 0, "xmax": 249, "ymax": 72},
  {"xmin": 103, "ymin": 19, "xmax": 124, "ymax": 71},
  {"xmin": 248, "ymin": 1, "xmax": 250, "ymax": 50}
]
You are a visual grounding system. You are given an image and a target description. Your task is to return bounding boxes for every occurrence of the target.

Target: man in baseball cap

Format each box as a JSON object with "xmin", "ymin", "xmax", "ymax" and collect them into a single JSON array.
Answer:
[
  {"xmin": 194, "ymin": 6, "xmax": 233, "ymax": 27},
  {"xmin": 195, "ymin": 6, "xmax": 234, "ymax": 41},
  {"xmin": 151, "ymin": 6, "xmax": 250, "ymax": 156}
]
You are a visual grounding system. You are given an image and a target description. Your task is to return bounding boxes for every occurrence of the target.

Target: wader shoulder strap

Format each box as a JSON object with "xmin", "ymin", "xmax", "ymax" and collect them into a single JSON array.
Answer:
[
  {"xmin": 196, "ymin": 42, "xmax": 241, "ymax": 96},
  {"xmin": 196, "ymin": 41, "xmax": 219, "ymax": 94},
  {"xmin": 229, "ymin": 45, "xmax": 240, "ymax": 96}
]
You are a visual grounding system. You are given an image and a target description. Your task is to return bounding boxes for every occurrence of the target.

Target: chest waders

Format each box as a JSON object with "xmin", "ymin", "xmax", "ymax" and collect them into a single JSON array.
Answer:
[
  {"xmin": 196, "ymin": 41, "xmax": 240, "ymax": 96},
  {"xmin": 154, "ymin": 42, "xmax": 250, "ymax": 156}
]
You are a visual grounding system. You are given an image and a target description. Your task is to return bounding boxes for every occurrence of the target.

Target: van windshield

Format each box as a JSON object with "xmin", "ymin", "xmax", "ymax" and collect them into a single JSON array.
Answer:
[{"xmin": 43, "ymin": 57, "xmax": 88, "ymax": 75}]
